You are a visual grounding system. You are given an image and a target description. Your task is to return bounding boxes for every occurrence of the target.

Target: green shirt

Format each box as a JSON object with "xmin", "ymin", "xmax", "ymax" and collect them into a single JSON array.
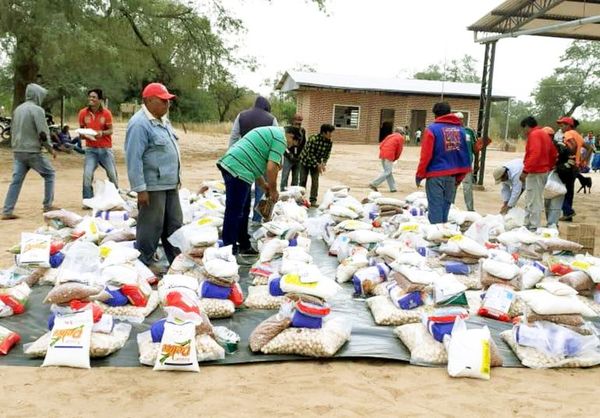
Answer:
[
  {"xmin": 299, "ymin": 134, "xmax": 332, "ymax": 168},
  {"xmin": 218, "ymin": 126, "xmax": 287, "ymax": 184},
  {"xmin": 464, "ymin": 127, "xmax": 476, "ymax": 164}
]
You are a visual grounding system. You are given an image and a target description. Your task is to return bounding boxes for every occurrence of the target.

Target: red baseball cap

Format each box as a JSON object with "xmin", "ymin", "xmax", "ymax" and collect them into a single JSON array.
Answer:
[
  {"xmin": 142, "ymin": 83, "xmax": 176, "ymax": 100},
  {"xmin": 556, "ymin": 116, "xmax": 574, "ymax": 127}
]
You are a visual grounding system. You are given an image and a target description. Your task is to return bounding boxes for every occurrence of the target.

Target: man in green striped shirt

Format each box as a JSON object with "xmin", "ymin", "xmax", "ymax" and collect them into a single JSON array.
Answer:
[{"xmin": 218, "ymin": 126, "xmax": 301, "ymax": 254}]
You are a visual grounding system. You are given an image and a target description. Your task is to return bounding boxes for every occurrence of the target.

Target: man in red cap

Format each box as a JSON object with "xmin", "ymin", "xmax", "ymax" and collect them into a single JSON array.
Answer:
[{"xmin": 124, "ymin": 82, "xmax": 182, "ymax": 269}]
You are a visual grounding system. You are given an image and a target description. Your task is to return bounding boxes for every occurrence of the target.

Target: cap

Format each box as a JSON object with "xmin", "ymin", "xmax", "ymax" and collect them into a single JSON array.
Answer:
[
  {"xmin": 542, "ymin": 126, "xmax": 555, "ymax": 136},
  {"xmin": 454, "ymin": 112, "xmax": 464, "ymax": 119},
  {"xmin": 556, "ymin": 116, "xmax": 574, "ymax": 127},
  {"xmin": 142, "ymin": 83, "xmax": 176, "ymax": 100},
  {"xmin": 493, "ymin": 166, "xmax": 507, "ymax": 184}
]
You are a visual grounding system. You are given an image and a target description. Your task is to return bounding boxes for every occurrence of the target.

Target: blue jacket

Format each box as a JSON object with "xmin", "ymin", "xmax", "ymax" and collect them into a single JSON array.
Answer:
[
  {"xmin": 124, "ymin": 107, "xmax": 180, "ymax": 192},
  {"xmin": 416, "ymin": 114, "xmax": 471, "ymax": 181}
]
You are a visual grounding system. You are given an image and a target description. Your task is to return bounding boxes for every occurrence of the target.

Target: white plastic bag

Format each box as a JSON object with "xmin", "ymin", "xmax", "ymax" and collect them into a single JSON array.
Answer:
[
  {"xmin": 42, "ymin": 310, "xmax": 93, "ymax": 369},
  {"xmin": 83, "ymin": 179, "xmax": 126, "ymax": 211},
  {"xmin": 446, "ymin": 318, "xmax": 491, "ymax": 380},
  {"xmin": 57, "ymin": 241, "xmax": 102, "ymax": 285},
  {"xmin": 19, "ymin": 233, "xmax": 51, "ymax": 267},
  {"xmin": 153, "ymin": 321, "xmax": 199, "ymax": 372},
  {"xmin": 543, "ymin": 171, "xmax": 567, "ymax": 200}
]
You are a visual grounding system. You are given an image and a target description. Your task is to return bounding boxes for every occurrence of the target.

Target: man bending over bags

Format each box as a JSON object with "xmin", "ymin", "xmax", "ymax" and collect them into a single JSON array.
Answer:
[
  {"xmin": 217, "ymin": 126, "xmax": 301, "ymax": 255},
  {"xmin": 416, "ymin": 102, "xmax": 471, "ymax": 224}
]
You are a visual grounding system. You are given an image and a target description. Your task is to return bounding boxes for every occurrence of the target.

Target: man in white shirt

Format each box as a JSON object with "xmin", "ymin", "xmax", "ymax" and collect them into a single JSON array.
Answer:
[{"xmin": 493, "ymin": 159, "xmax": 524, "ymax": 215}]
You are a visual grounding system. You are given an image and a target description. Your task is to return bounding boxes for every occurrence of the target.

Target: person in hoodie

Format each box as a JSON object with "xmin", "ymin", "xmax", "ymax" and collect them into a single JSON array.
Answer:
[
  {"xmin": 2, "ymin": 83, "xmax": 57, "ymax": 220},
  {"xmin": 519, "ymin": 116, "xmax": 558, "ymax": 230},
  {"xmin": 229, "ymin": 96, "xmax": 278, "ymax": 224},
  {"xmin": 368, "ymin": 126, "xmax": 404, "ymax": 192},
  {"xmin": 415, "ymin": 102, "xmax": 471, "ymax": 224}
]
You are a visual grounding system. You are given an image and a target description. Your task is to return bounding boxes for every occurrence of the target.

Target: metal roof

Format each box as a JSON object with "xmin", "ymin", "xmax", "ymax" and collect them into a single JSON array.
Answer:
[
  {"xmin": 469, "ymin": 0, "xmax": 600, "ymax": 42},
  {"xmin": 276, "ymin": 71, "xmax": 513, "ymax": 100}
]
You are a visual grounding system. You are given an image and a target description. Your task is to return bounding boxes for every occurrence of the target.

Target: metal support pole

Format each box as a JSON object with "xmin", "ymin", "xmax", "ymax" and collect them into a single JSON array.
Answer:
[
  {"xmin": 504, "ymin": 98, "xmax": 511, "ymax": 142},
  {"xmin": 474, "ymin": 42, "xmax": 490, "ymax": 184},
  {"xmin": 478, "ymin": 40, "xmax": 497, "ymax": 186}
]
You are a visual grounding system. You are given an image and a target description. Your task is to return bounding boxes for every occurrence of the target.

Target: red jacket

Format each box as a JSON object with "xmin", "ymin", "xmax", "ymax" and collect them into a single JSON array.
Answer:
[
  {"xmin": 524, "ymin": 126, "xmax": 557, "ymax": 173},
  {"xmin": 379, "ymin": 132, "xmax": 404, "ymax": 161}
]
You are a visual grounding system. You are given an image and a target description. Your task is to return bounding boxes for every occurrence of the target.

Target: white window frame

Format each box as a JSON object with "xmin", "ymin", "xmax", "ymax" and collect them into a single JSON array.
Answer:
[
  {"xmin": 332, "ymin": 104, "xmax": 361, "ymax": 130},
  {"xmin": 454, "ymin": 110, "xmax": 471, "ymax": 127}
]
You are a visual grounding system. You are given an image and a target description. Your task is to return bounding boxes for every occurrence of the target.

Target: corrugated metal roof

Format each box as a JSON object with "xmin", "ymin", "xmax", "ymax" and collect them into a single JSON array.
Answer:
[
  {"xmin": 469, "ymin": 0, "xmax": 600, "ymax": 42},
  {"xmin": 277, "ymin": 71, "xmax": 514, "ymax": 100}
]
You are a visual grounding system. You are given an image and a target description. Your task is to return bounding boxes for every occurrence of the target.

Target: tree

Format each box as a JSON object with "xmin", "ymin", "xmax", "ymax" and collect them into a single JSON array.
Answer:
[
  {"xmin": 533, "ymin": 41, "xmax": 600, "ymax": 124},
  {"xmin": 209, "ymin": 77, "xmax": 247, "ymax": 122},
  {"xmin": 413, "ymin": 54, "xmax": 481, "ymax": 83}
]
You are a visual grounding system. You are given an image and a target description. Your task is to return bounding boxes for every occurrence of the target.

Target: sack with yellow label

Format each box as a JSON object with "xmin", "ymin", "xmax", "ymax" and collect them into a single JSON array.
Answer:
[
  {"xmin": 153, "ymin": 321, "xmax": 199, "ymax": 372},
  {"xmin": 446, "ymin": 318, "xmax": 491, "ymax": 380},
  {"xmin": 42, "ymin": 310, "xmax": 93, "ymax": 369}
]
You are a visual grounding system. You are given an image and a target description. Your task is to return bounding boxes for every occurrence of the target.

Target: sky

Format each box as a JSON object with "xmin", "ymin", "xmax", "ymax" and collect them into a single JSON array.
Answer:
[{"xmin": 218, "ymin": 0, "xmax": 573, "ymax": 101}]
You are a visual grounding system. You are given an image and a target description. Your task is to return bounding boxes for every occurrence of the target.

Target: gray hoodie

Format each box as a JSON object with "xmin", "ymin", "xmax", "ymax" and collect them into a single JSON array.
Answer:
[{"xmin": 11, "ymin": 83, "xmax": 51, "ymax": 153}]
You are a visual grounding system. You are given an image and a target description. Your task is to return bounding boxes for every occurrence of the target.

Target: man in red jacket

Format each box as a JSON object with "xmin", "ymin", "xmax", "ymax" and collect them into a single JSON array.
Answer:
[
  {"xmin": 519, "ymin": 116, "xmax": 558, "ymax": 230},
  {"xmin": 369, "ymin": 127, "xmax": 404, "ymax": 192},
  {"xmin": 416, "ymin": 102, "xmax": 471, "ymax": 224}
]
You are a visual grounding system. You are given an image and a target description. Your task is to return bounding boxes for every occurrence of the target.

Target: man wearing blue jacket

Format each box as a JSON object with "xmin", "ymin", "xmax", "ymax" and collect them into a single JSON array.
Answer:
[
  {"xmin": 416, "ymin": 102, "xmax": 471, "ymax": 224},
  {"xmin": 124, "ymin": 83, "xmax": 182, "ymax": 267}
]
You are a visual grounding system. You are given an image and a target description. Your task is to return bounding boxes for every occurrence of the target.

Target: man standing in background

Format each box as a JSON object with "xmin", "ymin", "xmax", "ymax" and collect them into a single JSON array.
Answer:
[
  {"xmin": 79, "ymin": 88, "xmax": 119, "ymax": 202},
  {"xmin": 229, "ymin": 96, "xmax": 278, "ymax": 223},
  {"xmin": 520, "ymin": 116, "xmax": 557, "ymax": 230},
  {"xmin": 280, "ymin": 113, "xmax": 306, "ymax": 191},
  {"xmin": 299, "ymin": 123, "xmax": 335, "ymax": 206},
  {"xmin": 455, "ymin": 112, "xmax": 476, "ymax": 211},
  {"xmin": 416, "ymin": 102, "xmax": 471, "ymax": 224},
  {"xmin": 2, "ymin": 83, "xmax": 57, "ymax": 219},
  {"xmin": 124, "ymin": 82, "xmax": 182, "ymax": 267}
]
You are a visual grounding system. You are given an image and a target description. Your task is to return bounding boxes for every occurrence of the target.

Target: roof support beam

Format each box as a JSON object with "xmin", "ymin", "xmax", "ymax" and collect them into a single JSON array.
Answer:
[{"xmin": 487, "ymin": 0, "xmax": 566, "ymax": 33}]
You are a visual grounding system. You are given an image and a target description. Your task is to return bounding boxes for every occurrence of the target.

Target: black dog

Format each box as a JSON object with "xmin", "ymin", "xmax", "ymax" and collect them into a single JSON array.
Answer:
[{"xmin": 577, "ymin": 174, "xmax": 592, "ymax": 193}]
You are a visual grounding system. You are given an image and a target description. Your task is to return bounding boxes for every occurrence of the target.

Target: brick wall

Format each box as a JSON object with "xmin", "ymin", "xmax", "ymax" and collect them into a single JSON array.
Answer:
[{"xmin": 296, "ymin": 89, "xmax": 480, "ymax": 144}]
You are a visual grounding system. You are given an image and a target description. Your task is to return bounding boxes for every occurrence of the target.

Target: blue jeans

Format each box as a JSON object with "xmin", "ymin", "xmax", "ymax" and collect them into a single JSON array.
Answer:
[
  {"xmin": 425, "ymin": 176, "xmax": 457, "ymax": 224},
  {"xmin": 280, "ymin": 157, "xmax": 300, "ymax": 191},
  {"xmin": 252, "ymin": 182, "xmax": 264, "ymax": 223},
  {"xmin": 83, "ymin": 147, "xmax": 118, "ymax": 199},
  {"xmin": 3, "ymin": 152, "xmax": 55, "ymax": 215},
  {"xmin": 545, "ymin": 195, "xmax": 564, "ymax": 227},
  {"xmin": 220, "ymin": 167, "xmax": 252, "ymax": 254},
  {"xmin": 370, "ymin": 159, "xmax": 397, "ymax": 191}
]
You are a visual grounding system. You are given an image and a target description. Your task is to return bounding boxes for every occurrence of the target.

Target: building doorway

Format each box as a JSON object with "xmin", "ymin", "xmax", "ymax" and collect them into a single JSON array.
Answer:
[
  {"xmin": 410, "ymin": 110, "xmax": 427, "ymax": 145},
  {"xmin": 379, "ymin": 109, "xmax": 395, "ymax": 142}
]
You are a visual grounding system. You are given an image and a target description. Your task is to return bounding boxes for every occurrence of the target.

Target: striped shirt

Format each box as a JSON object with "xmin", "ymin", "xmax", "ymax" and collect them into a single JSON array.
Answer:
[{"xmin": 218, "ymin": 126, "xmax": 287, "ymax": 184}]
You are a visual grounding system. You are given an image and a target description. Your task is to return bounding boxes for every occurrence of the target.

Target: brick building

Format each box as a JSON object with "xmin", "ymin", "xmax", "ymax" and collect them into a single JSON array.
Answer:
[{"xmin": 277, "ymin": 71, "xmax": 511, "ymax": 144}]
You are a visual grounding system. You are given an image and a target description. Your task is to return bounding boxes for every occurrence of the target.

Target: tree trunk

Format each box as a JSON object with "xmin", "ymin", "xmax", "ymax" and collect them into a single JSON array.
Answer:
[{"xmin": 11, "ymin": 36, "xmax": 41, "ymax": 111}]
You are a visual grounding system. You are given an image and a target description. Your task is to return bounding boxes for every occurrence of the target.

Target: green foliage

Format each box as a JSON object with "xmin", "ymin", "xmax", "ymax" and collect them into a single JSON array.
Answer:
[
  {"xmin": 490, "ymin": 100, "xmax": 535, "ymax": 140},
  {"xmin": 533, "ymin": 41, "xmax": 600, "ymax": 122},
  {"xmin": 413, "ymin": 55, "xmax": 481, "ymax": 83},
  {"xmin": 270, "ymin": 96, "xmax": 297, "ymax": 125}
]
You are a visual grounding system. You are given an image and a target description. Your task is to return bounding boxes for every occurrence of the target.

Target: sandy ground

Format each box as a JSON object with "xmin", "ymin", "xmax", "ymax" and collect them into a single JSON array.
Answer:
[{"xmin": 1, "ymin": 123, "xmax": 599, "ymax": 417}]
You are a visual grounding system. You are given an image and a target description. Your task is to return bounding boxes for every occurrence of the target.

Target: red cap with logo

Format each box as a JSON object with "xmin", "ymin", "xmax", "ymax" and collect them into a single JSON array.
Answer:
[
  {"xmin": 142, "ymin": 83, "xmax": 176, "ymax": 100},
  {"xmin": 556, "ymin": 116, "xmax": 574, "ymax": 127}
]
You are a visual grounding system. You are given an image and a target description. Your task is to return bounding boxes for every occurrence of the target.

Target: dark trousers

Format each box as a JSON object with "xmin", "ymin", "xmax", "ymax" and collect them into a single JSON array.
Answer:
[
  {"xmin": 561, "ymin": 170, "xmax": 576, "ymax": 216},
  {"xmin": 221, "ymin": 167, "xmax": 252, "ymax": 254},
  {"xmin": 299, "ymin": 164, "xmax": 320, "ymax": 204},
  {"xmin": 136, "ymin": 189, "xmax": 183, "ymax": 266}
]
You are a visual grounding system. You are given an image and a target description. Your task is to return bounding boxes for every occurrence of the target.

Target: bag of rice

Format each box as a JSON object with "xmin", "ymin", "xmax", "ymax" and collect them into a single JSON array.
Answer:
[
  {"xmin": 346, "ymin": 230, "xmax": 386, "ymax": 244},
  {"xmin": 153, "ymin": 321, "xmax": 199, "ymax": 372},
  {"xmin": 482, "ymin": 259, "xmax": 520, "ymax": 280},
  {"xmin": 392, "ymin": 265, "xmax": 439, "ymax": 285},
  {"xmin": 42, "ymin": 310, "xmax": 93, "ymax": 368},
  {"xmin": 19, "ymin": 233, "xmax": 51, "ymax": 267},
  {"xmin": 521, "ymin": 264, "xmax": 545, "ymax": 289},
  {"xmin": 536, "ymin": 280, "xmax": 578, "ymax": 297},
  {"xmin": 446, "ymin": 318, "xmax": 491, "ymax": 380},
  {"xmin": 394, "ymin": 323, "xmax": 447, "ymax": 365},
  {"xmin": 518, "ymin": 289, "xmax": 596, "ymax": 316}
]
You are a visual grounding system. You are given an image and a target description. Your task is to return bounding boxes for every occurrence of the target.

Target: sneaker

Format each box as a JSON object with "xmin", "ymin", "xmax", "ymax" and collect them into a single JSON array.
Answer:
[
  {"xmin": 368, "ymin": 184, "xmax": 378, "ymax": 192},
  {"xmin": 1, "ymin": 214, "xmax": 19, "ymax": 220},
  {"xmin": 43, "ymin": 205, "xmax": 61, "ymax": 212},
  {"xmin": 559, "ymin": 215, "xmax": 573, "ymax": 222},
  {"xmin": 390, "ymin": 189, "xmax": 398, "ymax": 193}
]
